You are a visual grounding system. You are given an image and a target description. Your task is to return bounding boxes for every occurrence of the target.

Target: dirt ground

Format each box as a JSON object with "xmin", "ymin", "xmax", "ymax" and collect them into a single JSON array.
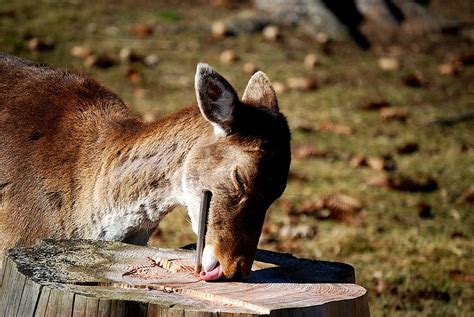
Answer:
[{"xmin": 1, "ymin": 1, "xmax": 473, "ymax": 316}]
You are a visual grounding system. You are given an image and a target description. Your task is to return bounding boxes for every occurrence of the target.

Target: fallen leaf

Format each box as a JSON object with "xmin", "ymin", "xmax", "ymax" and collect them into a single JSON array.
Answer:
[
  {"xmin": 262, "ymin": 222, "xmax": 279, "ymax": 236},
  {"xmin": 126, "ymin": 68, "xmax": 141, "ymax": 83},
  {"xmin": 142, "ymin": 112, "xmax": 156, "ymax": 123},
  {"xmin": 360, "ymin": 101, "xmax": 391, "ymax": 111},
  {"xmin": 453, "ymin": 50, "xmax": 474, "ymax": 66},
  {"xmin": 456, "ymin": 186, "xmax": 474, "ymax": 204},
  {"xmin": 450, "ymin": 231, "xmax": 465, "ymax": 239},
  {"xmin": 293, "ymin": 124, "xmax": 314, "ymax": 134},
  {"xmin": 378, "ymin": 57, "xmax": 400, "ymax": 71},
  {"xmin": 277, "ymin": 198, "xmax": 292, "ymax": 213},
  {"xmin": 279, "ymin": 223, "xmax": 317, "ymax": 240},
  {"xmin": 143, "ymin": 54, "xmax": 159, "ymax": 67},
  {"xmin": 272, "ymin": 81, "xmax": 287, "ymax": 94},
  {"xmin": 403, "ymin": 71, "xmax": 424, "ymax": 87},
  {"xmin": 375, "ymin": 278, "xmax": 387, "ymax": 295},
  {"xmin": 367, "ymin": 155, "xmax": 396, "ymax": 171},
  {"xmin": 367, "ymin": 174, "xmax": 389, "ymax": 187},
  {"xmin": 401, "ymin": 174, "xmax": 437, "ymax": 191},
  {"xmin": 368, "ymin": 174, "xmax": 438, "ymax": 192},
  {"xmin": 350, "ymin": 153, "xmax": 367, "ymax": 167},
  {"xmin": 292, "ymin": 143, "xmax": 333, "ymax": 159},
  {"xmin": 367, "ymin": 156, "xmax": 385, "ymax": 171},
  {"xmin": 304, "ymin": 53, "xmax": 320, "ymax": 69},
  {"xmin": 321, "ymin": 43, "xmax": 334, "ymax": 56},
  {"xmin": 408, "ymin": 289, "xmax": 450, "ymax": 302},
  {"xmin": 397, "ymin": 142, "xmax": 419, "ymax": 154},
  {"xmin": 70, "ymin": 45, "xmax": 93, "ymax": 59},
  {"xmin": 438, "ymin": 63, "xmax": 460, "ymax": 76},
  {"xmin": 305, "ymin": 192, "xmax": 365, "ymax": 224},
  {"xmin": 449, "ymin": 270, "xmax": 474, "ymax": 283},
  {"xmin": 210, "ymin": 0, "xmax": 238, "ymax": 8},
  {"xmin": 119, "ymin": 47, "xmax": 143, "ymax": 64},
  {"xmin": 262, "ymin": 25, "xmax": 280, "ymax": 41},
  {"xmin": 211, "ymin": 21, "xmax": 230, "ymax": 38},
  {"xmin": 84, "ymin": 54, "xmax": 116, "ymax": 69},
  {"xmin": 416, "ymin": 202, "xmax": 433, "ymax": 219},
  {"xmin": 317, "ymin": 121, "xmax": 354, "ymax": 135},
  {"xmin": 287, "ymin": 171, "xmax": 309, "ymax": 183},
  {"xmin": 379, "ymin": 107, "xmax": 409, "ymax": 122},
  {"xmin": 28, "ymin": 38, "xmax": 54, "ymax": 51},
  {"xmin": 460, "ymin": 144, "xmax": 470, "ymax": 152},
  {"xmin": 134, "ymin": 88, "xmax": 147, "ymax": 99},
  {"xmin": 315, "ymin": 32, "xmax": 329, "ymax": 44},
  {"xmin": 129, "ymin": 23, "xmax": 153, "ymax": 37},
  {"xmin": 288, "ymin": 198, "xmax": 325, "ymax": 216},
  {"xmin": 242, "ymin": 62, "xmax": 258, "ymax": 74},
  {"xmin": 274, "ymin": 240, "xmax": 301, "ymax": 253},
  {"xmin": 260, "ymin": 222, "xmax": 280, "ymax": 244},
  {"xmin": 448, "ymin": 209, "xmax": 461, "ymax": 221},
  {"xmin": 322, "ymin": 192, "xmax": 363, "ymax": 214},
  {"xmin": 220, "ymin": 49, "xmax": 238, "ymax": 64},
  {"xmin": 314, "ymin": 209, "xmax": 332, "ymax": 219},
  {"xmin": 372, "ymin": 271, "xmax": 387, "ymax": 295},
  {"xmin": 286, "ymin": 76, "xmax": 317, "ymax": 91}
]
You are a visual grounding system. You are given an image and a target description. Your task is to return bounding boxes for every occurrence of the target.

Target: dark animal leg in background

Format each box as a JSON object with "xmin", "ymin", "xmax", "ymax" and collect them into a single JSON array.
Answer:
[
  {"xmin": 384, "ymin": 0, "xmax": 405, "ymax": 23},
  {"xmin": 321, "ymin": 0, "xmax": 371, "ymax": 48}
]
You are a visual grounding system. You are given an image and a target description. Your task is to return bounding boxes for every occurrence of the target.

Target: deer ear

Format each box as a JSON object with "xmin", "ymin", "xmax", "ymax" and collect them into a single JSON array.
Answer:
[
  {"xmin": 195, "ymin": 63, "xmax": 238, "ymax": 136},
  {"xmin": 242, "ymin": 71, "xmax": 278, "ymax": 112}
]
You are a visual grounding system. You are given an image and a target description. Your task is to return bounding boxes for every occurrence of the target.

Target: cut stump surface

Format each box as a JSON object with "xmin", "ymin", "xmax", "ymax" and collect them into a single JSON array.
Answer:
[{"xmin": 0, "ymin": 240, "xmax": 370, "ymax": 316}]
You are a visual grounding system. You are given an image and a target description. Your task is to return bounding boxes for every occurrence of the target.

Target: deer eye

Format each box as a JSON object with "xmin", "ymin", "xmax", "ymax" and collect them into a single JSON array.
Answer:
[{"xmin": 231, "ymin": 168, "xmax": 246, "ymax": 195}]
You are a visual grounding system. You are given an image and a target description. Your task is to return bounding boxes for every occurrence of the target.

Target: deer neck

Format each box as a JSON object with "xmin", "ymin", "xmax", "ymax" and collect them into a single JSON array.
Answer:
[{"xmin": 87, "ymin": 107, "xmax": 208, "ymax": 243}]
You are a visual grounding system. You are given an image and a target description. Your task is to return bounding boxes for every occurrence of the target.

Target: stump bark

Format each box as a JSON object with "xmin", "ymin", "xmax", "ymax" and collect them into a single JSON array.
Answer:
[{"xmin": 0, "ymin": 240, "xmax": 370, "ymax": 316}]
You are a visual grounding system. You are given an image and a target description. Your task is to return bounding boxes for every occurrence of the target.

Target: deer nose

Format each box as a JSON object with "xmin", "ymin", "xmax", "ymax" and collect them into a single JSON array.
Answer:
[{"xmin": 202, "ymin": 245, "xmax": 218, "ymax": 272}]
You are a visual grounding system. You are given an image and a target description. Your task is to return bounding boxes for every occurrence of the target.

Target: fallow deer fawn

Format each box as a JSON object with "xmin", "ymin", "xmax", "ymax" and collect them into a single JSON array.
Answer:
[{"xmin": 0, "ymin": 53, "xmax": 291, "ymax": 280}]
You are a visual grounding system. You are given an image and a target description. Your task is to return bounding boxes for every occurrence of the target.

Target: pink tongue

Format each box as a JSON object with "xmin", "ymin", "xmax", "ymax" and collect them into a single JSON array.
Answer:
[{"xmin": 199, "ymin": 264, "xmax": 224, "ymax": 281}]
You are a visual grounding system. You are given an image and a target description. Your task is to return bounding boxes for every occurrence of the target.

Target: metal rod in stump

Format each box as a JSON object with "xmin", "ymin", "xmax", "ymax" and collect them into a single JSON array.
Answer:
[{"xmin": 195, "ymin": 190, "xmax": 212, "ymax": 274}]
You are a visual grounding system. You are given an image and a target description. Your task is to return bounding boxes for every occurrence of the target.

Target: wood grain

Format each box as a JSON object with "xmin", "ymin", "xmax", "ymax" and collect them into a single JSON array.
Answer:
[{"xmin": 0, "ymin": 240, "xmax": 370, "ymax": 316}]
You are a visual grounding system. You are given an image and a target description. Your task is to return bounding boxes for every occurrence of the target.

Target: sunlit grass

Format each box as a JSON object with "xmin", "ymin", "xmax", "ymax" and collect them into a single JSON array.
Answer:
[{"xmin": 1, "ymin": 1, "xmax": 473, "ymax": 315}]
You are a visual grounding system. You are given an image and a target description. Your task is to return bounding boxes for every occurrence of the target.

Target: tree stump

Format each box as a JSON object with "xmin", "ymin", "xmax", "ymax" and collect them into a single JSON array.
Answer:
[{"xmin": 0, "ymin": 240, "xmax": 370, "ymax": 316}]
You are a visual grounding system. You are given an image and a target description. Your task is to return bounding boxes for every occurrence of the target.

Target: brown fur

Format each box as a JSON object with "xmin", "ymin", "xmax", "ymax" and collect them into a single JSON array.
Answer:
[{"xmin": 0, "ymin": 53, "xmax": 291, "ymax": 280}]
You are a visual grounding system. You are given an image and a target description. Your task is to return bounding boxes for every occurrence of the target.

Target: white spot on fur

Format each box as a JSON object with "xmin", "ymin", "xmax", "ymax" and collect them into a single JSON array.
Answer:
[
  {"xmin": 180, "ymin": 172, "xmax": 199, "ymax": 234},
  {"xmin": 95, "ymin": 208, "xmax": 144, "ymax": 241},
  {"xmin": 91, "ymin": 171, "xmax": 178, "ymax": 243},
  {"xmin": 202, "ymin": 244, "xmax": 218, "ymax": 272},
  {"xmin": 211, "ymin": 122, "xmax": 226, "ymax": 137}
]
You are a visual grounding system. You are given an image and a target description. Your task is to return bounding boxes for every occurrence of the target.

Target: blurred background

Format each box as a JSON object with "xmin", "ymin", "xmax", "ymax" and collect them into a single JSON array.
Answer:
[{"xmin": 1, "ymin": 0, "xmax": 473, "ymax": 315}]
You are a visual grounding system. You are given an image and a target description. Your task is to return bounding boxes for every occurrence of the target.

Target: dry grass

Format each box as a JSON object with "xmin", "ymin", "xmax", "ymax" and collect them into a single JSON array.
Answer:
[{"xmin": 1, "ymin": 1, "xmax": 473, "ymax": 315}]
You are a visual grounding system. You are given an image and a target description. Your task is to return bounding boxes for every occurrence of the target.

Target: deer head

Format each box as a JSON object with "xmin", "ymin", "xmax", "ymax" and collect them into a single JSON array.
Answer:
[{"xmin": 182, "ymin": 64, "xmax": 291, "ymax": 280}]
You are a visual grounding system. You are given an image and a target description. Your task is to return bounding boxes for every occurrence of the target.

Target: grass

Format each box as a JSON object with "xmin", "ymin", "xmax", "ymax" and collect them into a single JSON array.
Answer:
[{"xmin": 1, "ymin": 1, "xmax": 473, "ymax": 315}]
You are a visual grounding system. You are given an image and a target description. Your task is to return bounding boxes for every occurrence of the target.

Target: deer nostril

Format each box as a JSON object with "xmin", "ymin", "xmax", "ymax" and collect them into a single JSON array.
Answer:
[
  {"xmin": 240, "ymin": 264, "xmax": 251, "ymax": 281},
  {"xmin": 230, "ymin": 259, "xmax": 250, "ymax": 281},
  {"xmin": 230, "ymin": 263, "xmax": 243, "ymax": 281}
]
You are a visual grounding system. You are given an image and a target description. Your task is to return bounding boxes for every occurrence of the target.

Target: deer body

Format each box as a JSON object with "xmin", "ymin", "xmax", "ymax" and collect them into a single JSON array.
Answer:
[{"xmin": 0, "ymin": 53, "xmax": 290, "ymax": 280}]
